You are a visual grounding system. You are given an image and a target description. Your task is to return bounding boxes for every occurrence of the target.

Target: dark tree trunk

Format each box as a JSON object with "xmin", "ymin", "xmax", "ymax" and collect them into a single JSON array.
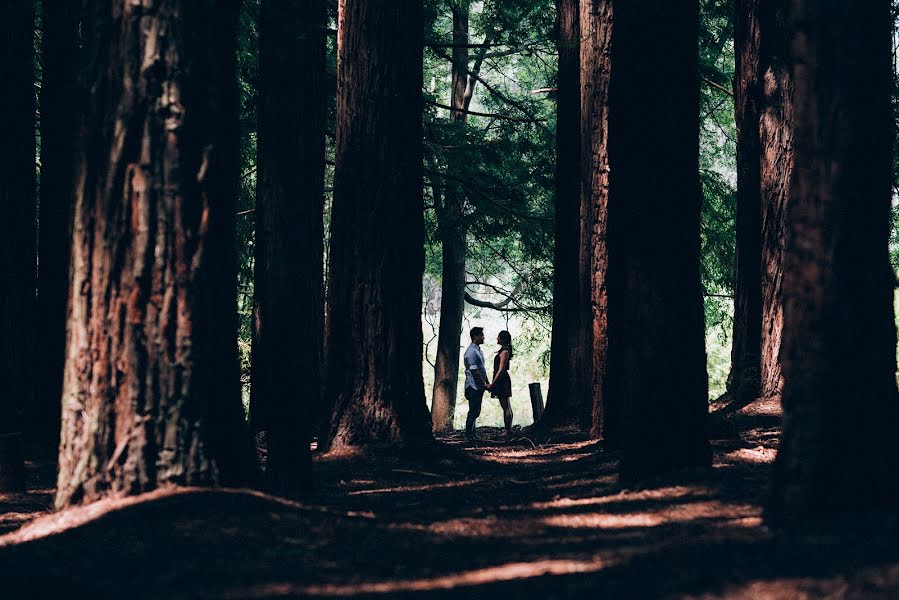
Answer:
[
  {"xmin": 34, "ymin": 1, "xmax": 81, "ymax": 443},
  {"xmin": 0, "ymin": 0, "xmax": 35, "ymax": 492},
  {"xmin": 726, "ymin": 0, "xmax": 791, "ymax": 411},
  {"xmin": 580, "ymin": 0, "xmax": 615, "ymax": 440},
  {"xmin": 56, "ymin": 0, "xmax": 253, "ymax": 509},
  {"xmin": 324, "ymin": 0, "xmax": 434, "ymax": 451},
  {"xmin": 431, "ymin": 2, "xmax": 469, "ymax": 432},
  {"xmin": 756, "ymin": 2, "xmax": 792, "ymax": 400},
  {"xmin": 542, "ymin": 0, "xmax": 593, "ymax": 431},
  {"xmin": 606, "ymin": 0, "xmax": 710, "ymax": 477},
  {"xmin": 767, "ymin": 0, "xmax": 899, "ymax": 527},
  {"xmin": 727, "ymin": 0, "xmax": 763, "ymax": 407},
  {"xmin": 250, "ymin": 0, "xmax": 325, "ymax": 493}
]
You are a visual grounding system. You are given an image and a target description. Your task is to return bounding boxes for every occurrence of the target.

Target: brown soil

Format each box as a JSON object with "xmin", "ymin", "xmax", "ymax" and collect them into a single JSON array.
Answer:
[{"xmin": 0, "ymin": 420, "xmax": 896, "ymax": 599}]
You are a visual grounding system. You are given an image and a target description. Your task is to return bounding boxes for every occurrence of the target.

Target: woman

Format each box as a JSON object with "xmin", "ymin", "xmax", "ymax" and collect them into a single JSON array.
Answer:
[{"xmin": 488, "ymin": 330, "xmax": 514, "ymax": 433}]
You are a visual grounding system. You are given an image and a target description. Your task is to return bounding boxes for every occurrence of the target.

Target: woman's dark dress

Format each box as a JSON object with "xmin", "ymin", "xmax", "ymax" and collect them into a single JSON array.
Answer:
[{"xmin": 491, "ymin": 349, "xmax": 512, "ymax": 399}]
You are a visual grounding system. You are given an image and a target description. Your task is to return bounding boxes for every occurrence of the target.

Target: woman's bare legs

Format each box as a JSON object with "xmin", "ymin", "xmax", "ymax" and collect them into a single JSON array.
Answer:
[{"xmin": 498, "ymin": 396, "xmax": 513, "ymax": 432}]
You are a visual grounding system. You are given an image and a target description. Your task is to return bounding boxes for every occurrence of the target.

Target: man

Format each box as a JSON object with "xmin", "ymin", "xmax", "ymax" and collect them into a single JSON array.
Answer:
[{"xmin": 463, "ymin": 326, "xmax": 489, "ymax": 440}]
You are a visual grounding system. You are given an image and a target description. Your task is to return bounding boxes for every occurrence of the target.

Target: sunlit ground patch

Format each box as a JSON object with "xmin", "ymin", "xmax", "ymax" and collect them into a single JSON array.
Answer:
[
  {"xmin": 346, "ymin": 478, "xmax": 484, "ymax": 496},
  {"xmin": 224, "ymin": 556, "xmax": 620, "ymax": 598},
  {"xmin": 530, "ymin": 485, "xmax": 703, "ymax": 510},
  {"xmin": 719, "ymin": 446, "xmax": 778, "ymax": 464},
  {"xmin": 541, "ymin": 500, "xmax": 761, "ymax": 530}
]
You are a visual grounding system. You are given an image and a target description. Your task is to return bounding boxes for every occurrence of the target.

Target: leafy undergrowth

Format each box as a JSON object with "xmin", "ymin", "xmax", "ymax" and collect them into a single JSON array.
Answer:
[{"xmin": 0, "ymin": 419, "xmax": 896, "ymax": 599}]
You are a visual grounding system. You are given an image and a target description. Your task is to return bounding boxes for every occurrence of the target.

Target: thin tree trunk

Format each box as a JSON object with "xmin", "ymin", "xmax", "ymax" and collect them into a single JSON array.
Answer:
[
  {"xmin": 431, "ymin": 2, "xmax": 470, "ymax": 432},
  {"xmin": 250, "ymin": 0, "xmax": 325, "ymax": 493},
  {"xmin": 56, "ymin": 0, "xmax": 253, "ymax": 509},
  {"xmin": 34, "ymin": 1, "xmax": 81, "ymax": 443},
  {"xmin": 0, "ymin": 0, "xmax": 35, "ymax": 492},
  {"xmin": 767, "ymin": 0, "xmax": 899, "ymax": 527},
  {"xmin": 324, "ymin": 0, "xmax": 434, "ymax": 451},
  {"xmin": 542, "ymin": 0, "xmax": 592, "ymax": 431},
  {"xmin": 430, "ymin": 226, "xmax": 466, "ymax": 431},
  {"xmin": 606, "ymin": 0, "xmax": 710, "ymax": 477}
]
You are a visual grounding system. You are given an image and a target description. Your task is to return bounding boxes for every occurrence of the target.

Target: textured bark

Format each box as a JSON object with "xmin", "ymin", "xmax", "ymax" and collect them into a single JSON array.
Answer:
[
  {"xmin": 727, "ymin": 0, "xmax": 763, "ymax": 406},
  {"xmin": 250, "ymin": 0, "xmax": 325, "ymax": 492},
  {"xmin": 430, "ymin": 2, "xmax": 470, "ymax": 432},
  {"xmin": 0, "ymin": 0, "xmax": 35, "ymax": 490},
  {"xmin": 581, "ymin": 0, "xmax": 614, "ymax": 439},
  {"xmin": 606, "ymin": 0, "xmax": 710, "ymax": 477},
  {"xmin": 767, "ymin": 0, "xmax": 899, "ymax": 527},
  {"xmin": 324, "ymin": 0, "xmax": 434, "ymax": 451},
  {"xmin": 34, "ymin": 1, "xmax": 82, "ymax": 442},
  {"xmin": 756, "ymin": 1, "xmax": 791, "ymax": 400},
  {"xmin": 727, "ymin": 0, "xmax": 791, "ymax": 410},
  {"xmin": 542, "ymin": 0, "xmax": 591, "ymax": 431},
  {"xmin": 430, "ymin": 225, "xmax": 465, "ymax": 432},
  {"xmin": 56, "ymin": 0, "xmax": 253, "ymax": 509}
]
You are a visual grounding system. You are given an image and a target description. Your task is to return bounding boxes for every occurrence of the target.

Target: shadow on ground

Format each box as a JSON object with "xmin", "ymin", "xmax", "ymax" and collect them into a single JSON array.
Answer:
[{"xmin": 0, "ymin": 417, "xmax": 896, "ymax": 599}]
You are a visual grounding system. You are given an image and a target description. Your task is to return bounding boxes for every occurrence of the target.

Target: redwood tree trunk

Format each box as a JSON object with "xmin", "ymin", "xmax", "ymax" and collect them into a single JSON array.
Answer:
[
  {"xmin": 0, "ymin": 0, "xmax": 35, "ymax": 492},
  {"xmin": 542, "ymin": 0, "xmax": 592, "ymax": 431},
  {"xmin": 34, "ymin": 1, "xmax": 81, "ymax": 442},
  {"xmin": 726, "ymin": 0, "xmax": 791, "ymax": 410},
  {"xmin": 56, "ymin": 0, "xmax": 253, "ymax": 509},
  {"xmin": 324, "ymin": 0, "xmax": 434, "ymax": 451},
  {"xmin": 767, "ymin": 0, "xmax": 899, "ymax": 527},
  {"xmin": 431, "ymin": 2, "xmax": 469, "ymax": 432},
  {"xmin": 580, "ymin": 0, "xmax": 615, "ymax": 440},
  {"xmin": 250, "ymin": 0, "xmax": 325, "ymax": 493},
  {"xmin": 756, "ymin": 1, "xmax": 791, "ymax": 400},
  {"xmin": 606, "ymin": 0, "xmax": 710, "ymax": 477},
  {"xmin": 727, "ymin": 0, "xmax": 763, "ymax": 407},
  {"xmin": 430, "ymin": 225, "xmax": 466, "ymax": 432}
]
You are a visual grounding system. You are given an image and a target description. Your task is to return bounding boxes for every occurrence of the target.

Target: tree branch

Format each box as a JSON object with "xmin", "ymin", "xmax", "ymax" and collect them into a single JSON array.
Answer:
[
  {"xmin": 703, "ymin": 77, "xmax": 734, "ymax": 97},
  {"xmin": 425, "ymin": 99, "xmax": 546, "ymax": 123}
]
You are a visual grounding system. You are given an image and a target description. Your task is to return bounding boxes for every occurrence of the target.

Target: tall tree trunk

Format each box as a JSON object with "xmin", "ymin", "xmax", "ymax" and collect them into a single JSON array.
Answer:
[
  {"xmin": 726, "ymin": 0, "xmax": 791, "ymax": 412},
  {"xmin": 56, "ymin": 0, "xmax": 253, "ymax": 509},
  {"xmin": 726, "ymin": 0, "xmax": 763, "ymax": 407},
  {"xmin": 250, "ymin": 0, "xmax": 326, "ymax": 493},
  {"xmin": 542, "ymin": 0, "xmax": 592, "ymax": 431},
  {"xmin": 756, "ymin": 2, "xmax": 791, "ymax": 400},
  {"xmin": 324, "ymin": 0, "xmax": 434, "ymax": 451},
  {"xmin": 767, "ymin": 0, "xmax": 899, "ymax": 527},
  {"xmin": 606, "ymin": 0, "xmax": 710, "ymax": 477},
  {"xmin": 431, "ymin": 2, "xmax": 470, "ymax": 432},
  {"xmin": 0, "ymin": 0, "xmax": 35, "ymax": 492},
  {"xmin": 580, "ymin": 0, "xmax": 614, "ymax": 440},
  {"xmin": 34, "ymin": 1, "xmax": 81, "ymax": 443}
]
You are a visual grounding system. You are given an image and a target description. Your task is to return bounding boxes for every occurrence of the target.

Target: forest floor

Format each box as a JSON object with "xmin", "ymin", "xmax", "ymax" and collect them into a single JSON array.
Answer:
[{"xmin": 0, "ymin": 400, "xmax": 897, "ymax": 599}]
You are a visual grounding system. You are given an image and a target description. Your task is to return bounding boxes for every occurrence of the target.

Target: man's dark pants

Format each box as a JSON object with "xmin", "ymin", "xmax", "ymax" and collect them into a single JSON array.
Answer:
[{"xmin": 465, "ymin": 387, "xmax": 485, "ymax": 438}]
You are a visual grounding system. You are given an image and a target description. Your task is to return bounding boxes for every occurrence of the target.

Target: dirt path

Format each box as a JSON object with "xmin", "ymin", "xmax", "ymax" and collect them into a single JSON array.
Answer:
[{"xmin": 0, "ymin": 423, "xmax": 896, "ymax": 598}]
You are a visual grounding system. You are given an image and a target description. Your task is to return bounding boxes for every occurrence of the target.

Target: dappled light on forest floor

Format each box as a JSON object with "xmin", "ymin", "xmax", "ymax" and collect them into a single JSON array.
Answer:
[
  {"xmin": 0, "ymin": 424, "xmax": 895, "ymax": 597},
  {"xmin": 346, "ymin": 478, "xmax": 485, "ymax": 496},
  {"xmin": 224, "ymin": 556, "xmax": 620, "ymax": 598}
]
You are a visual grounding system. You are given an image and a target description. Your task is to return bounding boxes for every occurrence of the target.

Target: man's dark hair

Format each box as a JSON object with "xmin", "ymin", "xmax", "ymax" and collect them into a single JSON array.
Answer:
[{"xmin": 470, "ymin": 327, "xmax": 484, "ymax": 340}]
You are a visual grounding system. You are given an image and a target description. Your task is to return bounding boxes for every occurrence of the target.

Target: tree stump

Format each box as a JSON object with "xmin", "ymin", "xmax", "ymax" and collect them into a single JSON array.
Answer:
[
  {"xmin": 529, "ymin": 383, "xmax": 545, "ymax": 424},
  {"xmin": 0, "ymin": 432, "xmax": 25, "ymax": 492}
]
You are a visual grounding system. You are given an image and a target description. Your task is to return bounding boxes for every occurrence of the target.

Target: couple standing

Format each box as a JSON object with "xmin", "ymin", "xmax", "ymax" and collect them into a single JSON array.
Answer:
[{"xmin": 463, "ymin": 326, "xmax": 514, "ymax": 441}]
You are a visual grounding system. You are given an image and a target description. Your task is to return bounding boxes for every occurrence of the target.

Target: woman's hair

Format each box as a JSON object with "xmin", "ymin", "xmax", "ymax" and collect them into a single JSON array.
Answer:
[{"xmin": 497, "ymin": 330, "xmax": 513, "ymax": 358}]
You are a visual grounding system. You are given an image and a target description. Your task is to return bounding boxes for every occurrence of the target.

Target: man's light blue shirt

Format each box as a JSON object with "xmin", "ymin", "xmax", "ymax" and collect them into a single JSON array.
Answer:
[{"xmin": 463, "ymin": 343, "xmax": 487, "ymax": 391}]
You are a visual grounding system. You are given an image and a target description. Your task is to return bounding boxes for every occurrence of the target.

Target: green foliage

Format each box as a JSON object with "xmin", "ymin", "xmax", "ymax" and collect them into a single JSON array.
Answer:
[
  {"xmin": 424, "ymin": 0, "xmax": 556, "ymax": 361},
  {"xmin": 699, "ymin": 0, "xmax": 738, "ymax": 361},
  {"xmin": 236, "ymin": 0, "xmax": 260, "ymax": 388}
]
